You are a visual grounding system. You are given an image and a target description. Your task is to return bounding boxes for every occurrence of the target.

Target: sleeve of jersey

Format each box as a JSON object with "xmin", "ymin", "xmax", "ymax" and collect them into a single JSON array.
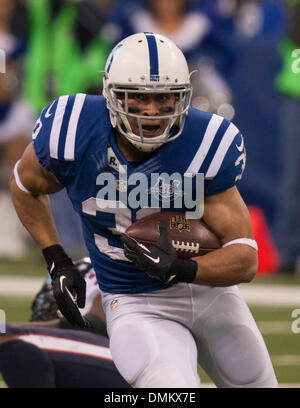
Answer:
[
  {"xmin": 204, "ymin": 124, "xmax": 246, "ymax": 196},
  {"xmin": 32, "ymin": 94, "xmax": 88, "ymax": 186}
]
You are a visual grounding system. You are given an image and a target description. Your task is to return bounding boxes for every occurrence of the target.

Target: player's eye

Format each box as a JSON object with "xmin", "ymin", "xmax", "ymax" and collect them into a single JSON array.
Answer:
[
  {"xmin": 160, "ymin": 106, "xmax": 173, "ymax": 113},
  {"xmin": 158, "ymin": 93, "xmax": 172, "ymax": 102},
  {"xmin": 128, "ymin": 106, "xmax": 140, "ymax": 114}
]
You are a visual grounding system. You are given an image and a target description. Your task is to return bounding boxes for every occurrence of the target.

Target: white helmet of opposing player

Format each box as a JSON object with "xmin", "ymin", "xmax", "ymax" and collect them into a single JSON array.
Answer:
[{"xmin": 102, "ymin": 32, "xmax": 192, "ymax": 152}]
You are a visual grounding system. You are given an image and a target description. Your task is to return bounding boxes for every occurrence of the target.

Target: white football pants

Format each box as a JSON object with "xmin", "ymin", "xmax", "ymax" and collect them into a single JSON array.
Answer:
[{"xmin": 101, "ymin": 283, "xmax": 278, "ymax": 388}]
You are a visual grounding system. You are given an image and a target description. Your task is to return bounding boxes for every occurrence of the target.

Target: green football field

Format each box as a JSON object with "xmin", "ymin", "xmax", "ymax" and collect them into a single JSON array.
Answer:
[{"xmin": 1, "ymin": 254, "xmax": 300, "ymax": 388}]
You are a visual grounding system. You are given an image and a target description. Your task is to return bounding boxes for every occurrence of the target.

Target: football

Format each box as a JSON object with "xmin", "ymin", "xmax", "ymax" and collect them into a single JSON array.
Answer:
[{"xmin": 125, "ymin": 211, "xmax": 221, "ymax": 259}]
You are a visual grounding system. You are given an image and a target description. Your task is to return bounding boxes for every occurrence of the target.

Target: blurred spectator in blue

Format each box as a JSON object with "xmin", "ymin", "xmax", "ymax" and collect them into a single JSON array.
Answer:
[
  {"xmin": 211, "ymin": 0, "xmax": 287, "ymax": 233},
  {"xmin": 101, "ymin": 0, "xmax": 284, "ymax": 121},
  {"xmin": 21, "ymin": 0, "xmax": 115, "ymax": 259},
  {"xmin": 215, "ymin": 0, "xmax": 285, "ymax": 40},
  {"xmin": 0, "ymin": 0, "xmax": 35, "ymax": 258},
  {"xmin": 102, "ymin": 0, "xmax": 235, "ymax": 119},
  {"xmin": 272, "ymin": 0, "xmax": 300, "ymax": 275}
]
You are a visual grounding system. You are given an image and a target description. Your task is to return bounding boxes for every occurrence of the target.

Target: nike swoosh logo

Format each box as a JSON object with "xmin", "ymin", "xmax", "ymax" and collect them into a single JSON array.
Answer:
[
  {"xmin": 60, "ymin": 275, "xmax": 66, "ymax": 292},
  {"xmin": 50, "ymin": 262, "xmax": 55, "ymax": 274},
  {"xmin": 45, "ymin": 101, "xmax": 55, "ymax": 118},
  {"xmin": 137, "ymin": 242, "xmax": 151, "ymax": 252},
  {"xmin": 144, "ymin": 253, "xmax": 160, "ymax": 263},
  {"xmin": 59, "ymin": 276, "xmax": 66, "ymax": 292},
  {"xmin": 167, "ymin": 274, "xmax": 176, "ymax": 283},
  {"xmin": 60, "ymin": 275, "xmax": 77, "ymax": 304},
  {"xmin": 65, "ymin": 286, "xmax": 77, "ymax": 304}
]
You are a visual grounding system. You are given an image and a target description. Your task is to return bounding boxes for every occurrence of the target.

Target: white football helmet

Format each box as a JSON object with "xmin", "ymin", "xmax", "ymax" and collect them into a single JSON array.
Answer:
[{"xmin": 102, "ymin": 32, "xmax": 192, "ymax": 152}]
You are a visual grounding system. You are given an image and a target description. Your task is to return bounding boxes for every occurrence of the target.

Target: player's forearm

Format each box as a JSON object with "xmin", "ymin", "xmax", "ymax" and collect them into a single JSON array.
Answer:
[
  {"xmin": 192, "ymin": 244, "xmax": 258, "ymax": 287},
  {"xmin": 9, "ymin": 176, "xmax": 61, "ymax": 250}
]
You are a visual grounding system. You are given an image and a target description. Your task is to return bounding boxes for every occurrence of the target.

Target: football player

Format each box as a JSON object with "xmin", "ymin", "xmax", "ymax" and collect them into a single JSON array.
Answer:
[
  {"xmin": 0, "ymin": 258, "xmax": 130, "ymax": 388},
  {"xmin": 9, "ymin": 32, "xmax": 277, "ymax": 388}
]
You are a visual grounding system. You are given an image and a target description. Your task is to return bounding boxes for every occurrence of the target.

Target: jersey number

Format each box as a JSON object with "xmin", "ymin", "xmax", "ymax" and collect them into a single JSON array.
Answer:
[{"xmin": 82, "ymin": 198, "xmax": 160, "ymax": 261}]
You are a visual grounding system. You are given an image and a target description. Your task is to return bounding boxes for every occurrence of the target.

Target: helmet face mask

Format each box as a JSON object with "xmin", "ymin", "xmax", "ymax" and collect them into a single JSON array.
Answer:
[{"xmin": 102, "ymin": 33, "xmax": 192, "ymax": 152}]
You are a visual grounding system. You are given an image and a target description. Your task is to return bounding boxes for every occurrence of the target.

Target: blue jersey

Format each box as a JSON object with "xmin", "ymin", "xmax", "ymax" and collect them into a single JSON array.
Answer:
[{"xmin": 33, "ymin": 94, "xmax": 246, "ymax": 294}]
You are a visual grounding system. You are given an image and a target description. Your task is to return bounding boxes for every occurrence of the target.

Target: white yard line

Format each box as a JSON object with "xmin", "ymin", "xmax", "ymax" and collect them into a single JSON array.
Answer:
[
  {"xmin": 0, "ymin": 276, "xmax": 44, "ymax": 297},
  {"xmin": 278, "ymin": 384, "xmax": 300, "ymax": 388},
  {"xmin": 1, "ymin": 277, "xmax": 300, "ymax": 307},
  {"xmin": 272, "ymin": 355, "xmax": 300, "ymax": 366},
  {"xmin": 257, "ymin": 321, "xmax": 292, "ymax": 334},
  {"xmin": 239, "ymin": 284, "xmax": 300, "ymax": 307}
]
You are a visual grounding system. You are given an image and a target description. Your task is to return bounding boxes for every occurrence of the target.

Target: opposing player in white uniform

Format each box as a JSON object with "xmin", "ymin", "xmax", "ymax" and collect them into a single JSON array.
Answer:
[{"xmin": 9, "ymin": 32, "xmax": 277, "ymax": 388}]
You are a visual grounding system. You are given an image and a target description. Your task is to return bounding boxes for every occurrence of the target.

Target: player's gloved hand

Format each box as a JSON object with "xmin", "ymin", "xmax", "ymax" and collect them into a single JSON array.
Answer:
[
  {"xmin": 42, "ymin": 245, "xmax": 88, "ymax": 328},
  {"xmin": 121, "ymin": 221, "xmax": 198, "ymax": 284}
]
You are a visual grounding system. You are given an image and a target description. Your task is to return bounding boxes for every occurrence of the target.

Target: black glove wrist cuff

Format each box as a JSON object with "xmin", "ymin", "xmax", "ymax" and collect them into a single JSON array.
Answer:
[
  {"xmin": 42, "ymin": 244, "xmax": 73, "ymax": 276},
  {"xmin": 171, "ymin": 259, "xmax": 198, "ymax": 283}
]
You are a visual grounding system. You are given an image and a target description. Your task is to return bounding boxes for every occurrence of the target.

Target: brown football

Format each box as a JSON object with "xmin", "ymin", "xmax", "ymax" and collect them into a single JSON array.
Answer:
[{"xmin": 125, "ymin": 211, "xmax": 221, "ymax": 259}]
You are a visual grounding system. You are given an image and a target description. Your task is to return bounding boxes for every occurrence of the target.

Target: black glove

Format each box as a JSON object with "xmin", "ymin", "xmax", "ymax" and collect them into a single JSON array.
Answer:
[
  {"xmin": 121, "ymin": 220, "xmax": 198, "ymax": 284},
  {"xmin": 43, "ymin": 245, "xmax": 88, "ymax": 328}
]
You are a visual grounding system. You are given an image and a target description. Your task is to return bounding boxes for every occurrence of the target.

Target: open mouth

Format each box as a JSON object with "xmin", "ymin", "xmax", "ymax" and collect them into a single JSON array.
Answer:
[{"xmin": 141, "ymin": 124, "xmax": 161, "ymax": 137}]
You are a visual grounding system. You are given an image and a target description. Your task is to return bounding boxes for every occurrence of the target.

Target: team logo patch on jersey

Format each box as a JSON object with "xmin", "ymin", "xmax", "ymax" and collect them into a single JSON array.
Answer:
[
  {"xmin": 169, "ymin": 214, "xmax": 190, "ymax": 233},
  {"xmin": 110, "ymin": 299, "xmax": 118, "ymax": 311}
]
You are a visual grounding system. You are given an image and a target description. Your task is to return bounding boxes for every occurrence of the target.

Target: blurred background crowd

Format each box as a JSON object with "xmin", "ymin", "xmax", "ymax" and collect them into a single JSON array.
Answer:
[{"xmin": 0, "ymin": 0, "xmax": 299, "ymax": 276}]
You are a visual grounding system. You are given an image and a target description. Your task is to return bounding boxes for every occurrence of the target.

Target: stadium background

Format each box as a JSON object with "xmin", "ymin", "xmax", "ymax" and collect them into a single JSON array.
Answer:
[{"xmin": 0, "ymin": 0, "xmax": 300, "ymax": 387}]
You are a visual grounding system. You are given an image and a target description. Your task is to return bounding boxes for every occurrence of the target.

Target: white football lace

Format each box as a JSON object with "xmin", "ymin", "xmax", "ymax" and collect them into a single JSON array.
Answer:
[{"xmin": 172, "ymin": 240, "xmax": 199, "ymax": 253}]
